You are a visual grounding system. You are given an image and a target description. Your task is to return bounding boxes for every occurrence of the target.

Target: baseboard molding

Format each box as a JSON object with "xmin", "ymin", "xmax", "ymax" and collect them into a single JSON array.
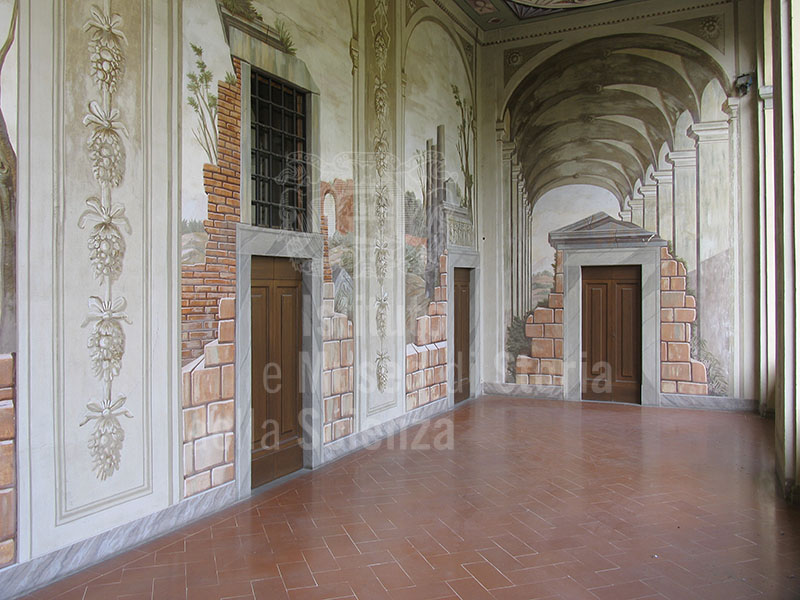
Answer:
[
  {"xmin": 481, "ymin": 381, "xmax": 564, "ymax": 400},
  {"xmin": 2, "ymin": 483, "xmax": 237, "ymax": 599},
  {"xmin": 659, "ymin": 393, "xmax": 758, "ymax": 412},
  {"xmin": 322, "ymin": 397, "xmax": 450, "ymax": 464}
]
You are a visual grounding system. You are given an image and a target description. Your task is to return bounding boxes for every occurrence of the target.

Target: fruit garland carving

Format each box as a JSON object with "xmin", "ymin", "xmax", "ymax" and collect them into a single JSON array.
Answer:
[
  {"xmin": 372, "ymin": 0, "xmax": 391, "ymax": 391},
  {"xmin": 78, "ymin": 1, "xmax": 133, "ymax": 481}
]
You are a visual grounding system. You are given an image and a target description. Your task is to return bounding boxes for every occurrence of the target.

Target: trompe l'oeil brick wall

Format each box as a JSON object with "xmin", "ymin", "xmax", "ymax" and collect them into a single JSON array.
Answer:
[
  {"xmin": 516, "ymin": 251, "xmax": 564, "ymax": 386},
  {"xmin": 0, "ymin": 354, "xmax": 14, "ymax": 567},
  {"xmin": 659, "ymin": 247, "xmax": 708, "ymax": 395},
  {"xmin": 406, "ymin": 253, "xmax": 448, "ymax": 410},
  {"xmin": 181, "ymin": 60, "xmax": 241, "ymax": 496},
  {"xmin": 181, "ymin": 59, "xmax": 241, "ymax": 365}
]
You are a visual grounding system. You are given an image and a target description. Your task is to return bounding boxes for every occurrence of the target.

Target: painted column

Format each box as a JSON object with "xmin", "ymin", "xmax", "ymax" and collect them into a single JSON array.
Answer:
[
  {"xmin": 641, "ymin": 182, "xmax": 658, "ymax": 233},
  {"xmin": 619, "ymin": 199, "xmax": 632, "ymax": 222},
  {"xmin": 519, "ymin": 184, "xmax": 526, "ymax": 314},
  {"xmin": 628, "ymin": 197, "xmax": 644, "ymax": 227},
  {"xmin": 653, "ymin": 169, "xmax": 674, "ymax": 246},
  {"xmin": 667, "ymin": 150, "xmax": 698, "ymax": 284},
  {"xmin": 689, "ymin": 120, "xmax": 733, "ymax": 394},
  {"xmin": 524, "ymin": 191, "xmax": 531, "ymax": 312},
  {"xmin": 511, "ymin": 162, "xmax": 521, "ymax": 317},
  {"xmin": 759, "ymin": 85, "xmax": 776, "ymax": 414},
  {"xmin": 500, "ymin": 139, "xmax": 516, "ymax": 332}
]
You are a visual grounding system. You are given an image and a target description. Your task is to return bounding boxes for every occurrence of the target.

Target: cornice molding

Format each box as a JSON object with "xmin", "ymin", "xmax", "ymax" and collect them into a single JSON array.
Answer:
[{"xmin": 483, "ymin": 0, "xmax": 731, "ymax": 46}]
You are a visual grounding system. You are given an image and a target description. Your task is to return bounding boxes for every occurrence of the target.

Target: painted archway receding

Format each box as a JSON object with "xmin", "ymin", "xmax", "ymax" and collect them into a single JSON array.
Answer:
[{"xmin": 504, "ymin": 33, "xmax": 732, "ymax": 209}]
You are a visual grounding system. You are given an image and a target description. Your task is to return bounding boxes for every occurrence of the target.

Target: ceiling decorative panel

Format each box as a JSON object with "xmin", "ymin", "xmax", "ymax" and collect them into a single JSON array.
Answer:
[
  {"xmin": 453, "ymin": 0, "xmax": 634, "ymax": 30},
  {"xmin": 513, "ymin": 0, "xmax": 621, "ymax": 8}
]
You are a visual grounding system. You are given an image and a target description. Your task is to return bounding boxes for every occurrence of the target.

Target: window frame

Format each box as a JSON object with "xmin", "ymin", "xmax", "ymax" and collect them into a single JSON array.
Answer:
[{"xmin": 249, "ymin": 68, "xmax": 310, "ymax": 232}]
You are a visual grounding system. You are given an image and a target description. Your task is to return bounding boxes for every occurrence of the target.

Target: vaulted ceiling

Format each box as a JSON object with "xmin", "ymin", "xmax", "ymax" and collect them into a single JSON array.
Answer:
[
  {"xmin": 505, "ymin": 34, "xmax": 731, "ymax": 208},
  {"xmin": 453, "ymin": 0, "xmax": 636, "ymax": 30}
]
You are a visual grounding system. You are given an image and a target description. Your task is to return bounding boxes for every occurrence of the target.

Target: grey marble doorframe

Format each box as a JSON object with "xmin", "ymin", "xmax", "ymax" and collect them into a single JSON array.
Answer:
[
  {"xmin": 562, "ymin": 247, "xmax": 662, "ymax": 406},
  {"xmin": 235, "ymin": 224, "xmax": 324, "ymax": 500},
  {"xmin": 447, "ymin": 247, "xmax": 480, "ymax": 407}
]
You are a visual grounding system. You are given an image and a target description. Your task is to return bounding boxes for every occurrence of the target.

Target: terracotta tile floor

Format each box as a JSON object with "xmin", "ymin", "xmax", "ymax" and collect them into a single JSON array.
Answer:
[{"xmin": 21, "ymin": 397, "xmax": 800, "ymax": 600}]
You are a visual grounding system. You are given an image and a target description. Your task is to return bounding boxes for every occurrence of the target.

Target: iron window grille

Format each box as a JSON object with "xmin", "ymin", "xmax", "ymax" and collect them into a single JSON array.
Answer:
[{"xmin": 250, "ymin": 68, "xmax": 308, "ymax": 231}]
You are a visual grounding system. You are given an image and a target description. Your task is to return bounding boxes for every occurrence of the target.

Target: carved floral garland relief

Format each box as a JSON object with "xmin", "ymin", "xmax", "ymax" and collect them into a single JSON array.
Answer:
[
  {"xmin": 372, "ymin": 0, "xmax": 391, "ymax": 391},
  {"xmin": 78, "ymin": 0, "xmax": 133, "ymax": 481}
]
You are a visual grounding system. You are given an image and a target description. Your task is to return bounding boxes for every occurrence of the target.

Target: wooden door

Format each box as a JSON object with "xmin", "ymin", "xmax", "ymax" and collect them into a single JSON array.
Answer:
[
  {"xmin": 251, "ymin": 256, "xmax": 304, "ymax": 488},
  {"xmin": 453, "ymin": 268, "xmax": 471, "ymax": 403},
  {"xmin": 581, "ymin": 265, "xmax": 642, "ymax": 404}
]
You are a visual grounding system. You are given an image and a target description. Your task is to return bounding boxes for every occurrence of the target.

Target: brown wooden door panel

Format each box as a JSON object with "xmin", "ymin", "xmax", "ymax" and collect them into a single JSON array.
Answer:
[
  {"xmin": 615, "ymin": 282, "xmax": 641, "ymax": 382},
  {"xmin": 278, "ymin": 286, "xmax": 300, "ymax": 440},
  {"xmin": 454, "ymin": 268, "xmax": 471, "ymax": 403},
  {"xmin": 251, "ymin": 286, "xmax": 268, "ymax": 449},
  {"xmin": 251, "ymin": 256, "xmax": 304, "ymax": 488},
  {"xmin": 582, "ymin": 266, "xmax": 641, "ymax": 404},
  {"xmin": 584, "ymin": 282, "xmax": 608, "ymax": 376}
]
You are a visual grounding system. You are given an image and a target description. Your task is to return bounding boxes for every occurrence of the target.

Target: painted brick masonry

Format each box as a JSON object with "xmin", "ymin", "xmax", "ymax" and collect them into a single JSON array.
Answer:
[
  {"xmin": 406, "ymin": 253, "xmax": 448, "ymax": 410},
  {"xmin": 182, "ymin": 298, "xmax": 236, "ymax": 498},
  {"xmin": 181, "ymin": 59, "xmax": 242, "ymax": 364},
  {"xmin": 517, "ymin": 251, "xmax": 564, "ymax": 386},
  {"xmin": 0, "ymin": 354, "xmax": 15, "ymax": 567},
  {"xmin": 659, "ymin": 246, "xmax": 708, "ymax": 395},
  {"xmin": 181, "ymin": 61, "xmax": 241, "ymax": 495},
  {"xmin": 321, "ymin": 204, "xmax": 356, "ymax": 444}
]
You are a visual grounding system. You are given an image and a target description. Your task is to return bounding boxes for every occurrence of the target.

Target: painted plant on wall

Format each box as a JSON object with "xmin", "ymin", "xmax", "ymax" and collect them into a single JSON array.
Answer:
[
  {"xmin": 187, "ymin": 43, "xmax": 219, "ymax": 166},
  {"xmin": 0, "ymin": 0, "xmax": 16, "ymax": 354},
  {"xmin": 220, "ymin": 0, "xmax": 262, "ymax": 21},
  {"xmin": 78, "ymin": 1, "xmax": 134, "ymax": 481},
  {"xmin": 452, "ymin": 85, "xmax": 476, "ymax": 212}
]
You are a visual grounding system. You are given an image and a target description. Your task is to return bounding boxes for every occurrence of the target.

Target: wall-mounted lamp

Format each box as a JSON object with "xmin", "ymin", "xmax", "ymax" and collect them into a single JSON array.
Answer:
[{"xmin": 735, "ymin": 73, "xmax": 753, "ymax": 96}]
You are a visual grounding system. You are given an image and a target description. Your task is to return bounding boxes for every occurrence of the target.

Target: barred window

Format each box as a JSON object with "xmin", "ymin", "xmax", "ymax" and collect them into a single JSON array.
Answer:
[{"xmin": 250, "ymin": 68, "xmax": 308, "ymax": 231}]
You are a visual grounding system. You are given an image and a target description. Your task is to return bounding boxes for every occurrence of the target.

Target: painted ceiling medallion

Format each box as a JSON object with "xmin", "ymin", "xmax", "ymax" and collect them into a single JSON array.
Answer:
[
  {"xmin": 512, "ymin": 0, "xmax": 619, "ymax": 7},
  {"xmin": 466, "ymin": 0, "xmax": 497, "ymax": 14}
]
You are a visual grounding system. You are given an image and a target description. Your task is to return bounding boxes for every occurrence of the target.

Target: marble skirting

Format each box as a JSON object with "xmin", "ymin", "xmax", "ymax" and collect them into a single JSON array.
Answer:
[
  {"xmin": 322, "ymin": 397, "xmax": 450, "ymax": 464},
  {"xmin": 2, "ymin": 483, "xmax": 237, "ymax": 599},
  {"xmin": 659, "ymin": 393, "xmax": 758, "ymax": 412},
  {"xmin": 481, "ymin": 382, "xmax": 564, "ymax": 400}
]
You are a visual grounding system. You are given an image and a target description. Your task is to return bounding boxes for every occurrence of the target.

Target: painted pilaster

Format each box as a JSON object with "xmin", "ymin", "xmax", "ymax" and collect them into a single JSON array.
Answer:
[
  {"xmin": 641, "ymin": 182, "xmax": 658, "ymax": 233},
  {"xmin": 759, "ymin": 84, "xmax": 776, "ymax": 414},
  {"xmin": 356, "ymin": 0, "xmax": 403, "ymax": 427},
  {"xmin": 652, "ymin": 170, "xmax": 674, "ymax": 246},
  {"xmin": 510, "ymin": 161, "xmax": 521, "ymax": 318},
  {"xmin": 689, "ymin": 120, "xmax": 733, "ymax": 394},
  {"xmin": 628, "ymin": 197, "xmax": 644, "ymax": 227},
  {"xmin": 498, "ymin": 135, "xmax": 516, "ymax": 378},
  {"xmin": 667, "ymin": 149, "xmax": 698, "ymax": 283},
  {"xmin": 18, "ymin": 0, "xmax": 179, "ymax": 558}
]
